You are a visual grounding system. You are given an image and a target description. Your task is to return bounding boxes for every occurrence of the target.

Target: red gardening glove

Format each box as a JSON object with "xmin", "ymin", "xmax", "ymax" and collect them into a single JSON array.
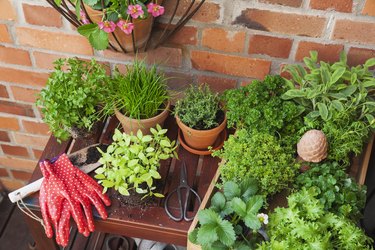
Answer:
[
  {"xmin": 38, "ymin": 161, "xmax": 89, "ymax": 246},
  {"xmin": 51, "ymin": 153, "xmax": 111, "ymax": 233}
]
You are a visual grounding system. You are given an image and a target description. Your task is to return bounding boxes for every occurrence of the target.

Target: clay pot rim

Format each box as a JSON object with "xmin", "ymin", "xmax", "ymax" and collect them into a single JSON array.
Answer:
[
  {"xmin": 175, "ymin": 112, "xmax": 227, "ymax": 135},
  {"xmin": 114, "ymin": 100, "xmax": 171, "ymax": 123}
]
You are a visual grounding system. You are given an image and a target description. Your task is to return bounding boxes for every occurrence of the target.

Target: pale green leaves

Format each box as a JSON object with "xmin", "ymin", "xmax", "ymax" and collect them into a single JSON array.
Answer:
[{"xmin": 95, "ymin": 127, "xmax": 178, "ymax": 198}]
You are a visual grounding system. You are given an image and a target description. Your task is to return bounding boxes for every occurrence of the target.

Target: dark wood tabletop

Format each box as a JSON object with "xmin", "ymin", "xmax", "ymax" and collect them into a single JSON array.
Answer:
[{"xmin": 23, "ymin": 114, "xmax": 221, "ymax": 249}]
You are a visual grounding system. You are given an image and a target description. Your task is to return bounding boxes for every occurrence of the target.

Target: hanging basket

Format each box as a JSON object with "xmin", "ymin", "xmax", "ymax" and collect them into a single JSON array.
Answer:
[{"xmin": 46, "ymin": 0, "xmax": 206, "ymax": 53}]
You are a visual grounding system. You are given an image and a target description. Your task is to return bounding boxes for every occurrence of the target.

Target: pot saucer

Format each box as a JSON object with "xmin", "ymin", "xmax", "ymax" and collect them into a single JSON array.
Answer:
[{"xmin": 178, "ymin": 128, "xmax": 227, "ymax": 156}]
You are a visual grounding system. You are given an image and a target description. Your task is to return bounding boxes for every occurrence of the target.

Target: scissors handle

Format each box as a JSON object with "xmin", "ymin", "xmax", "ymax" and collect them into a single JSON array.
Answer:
[{"xmin": 164, "ymin": 186, "xmax": 201, "ymax": 222}]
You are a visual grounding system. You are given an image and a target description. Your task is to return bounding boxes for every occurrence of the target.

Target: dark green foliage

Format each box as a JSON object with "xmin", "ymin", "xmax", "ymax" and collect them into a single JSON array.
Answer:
[
  {"xmin": 223, "ymin": 75, "xmax": 304, "ymax": 148},
  {"xmin": 283, "ymin": 51, "xmax": 375, "ymax": 165},
  {"xmin": 189, "ymin": 178, "xmax": 266, "ymax": 249},
  {"xmin": 103, "ymin": 60, "xmax": 169, "ymax": 119},
  {"xmin": 258, "ymin": 188, "xmax": 373, "ymax": 250},
  {"xmin": 36, "ymin": 58, "xmax": 109, "ymax": 142},
  {"xmin": 295, "ymin": 161, "xmax": 366, "ymax": 221},
  {"xmin": 174, "ymin": 84, "xmax": 221, "ymax": 130},
  {"xmin": 212, "ymin": 129, "xmax": 299, "ymax": 198}
]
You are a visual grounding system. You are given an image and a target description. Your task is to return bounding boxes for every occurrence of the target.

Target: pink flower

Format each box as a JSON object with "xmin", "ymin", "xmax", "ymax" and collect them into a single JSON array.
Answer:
[
  {"xmin": 117, "ymin": 20, "xmax": 134, "ymax": 35},
  {"xmin": 127, "ymin": 4, "xmax": 144, "ymax": 19},
  {"xmin": 80, "ymin": 10, "xmax": 90, "ymax": 24},
  {"xmin": 147, "ymin": 3, "xmax": 165, "ymax": 17},
  {"xmin": 98, "ymin": 21, "xmax": 116, "ymax": 33}
]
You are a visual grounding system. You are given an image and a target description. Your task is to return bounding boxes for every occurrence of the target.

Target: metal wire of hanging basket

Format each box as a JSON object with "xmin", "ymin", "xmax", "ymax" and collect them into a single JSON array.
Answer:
[{"xmin": 45, "ymin": 0, "xmax": 206, "ymax": 54}]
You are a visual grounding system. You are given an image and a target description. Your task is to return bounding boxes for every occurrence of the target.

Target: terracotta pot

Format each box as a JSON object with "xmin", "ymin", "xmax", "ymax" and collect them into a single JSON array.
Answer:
[
  {"xmin": 84, "ymin": 4, "xmax": 158, "ymax": 52},
  {"xmin": 176, "ymin": 113, "xmax": 227, "ymax": 150},
  {"xmin": 115, "ymin": 101, "xmax": 170, "ymax": 135}
]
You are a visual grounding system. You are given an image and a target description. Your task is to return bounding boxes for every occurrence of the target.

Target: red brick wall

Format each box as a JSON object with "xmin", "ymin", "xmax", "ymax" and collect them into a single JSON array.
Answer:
[{"xmin": 0, "ymin": 0, "xmax": 374, "ymax": 190}]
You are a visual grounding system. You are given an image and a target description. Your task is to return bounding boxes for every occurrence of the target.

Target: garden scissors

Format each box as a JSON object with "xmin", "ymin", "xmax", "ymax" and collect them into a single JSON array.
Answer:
[{"xmin": 164, "ymin": 162, "xmax": 201, "ymax": 222}]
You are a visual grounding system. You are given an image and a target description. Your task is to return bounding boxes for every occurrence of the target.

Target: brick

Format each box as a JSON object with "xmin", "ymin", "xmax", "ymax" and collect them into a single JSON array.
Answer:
[
  {"xmin": 259, "ymin": 0, "xmax": 302, "ymax": 7},
  {"xmin": 11, "ymin": 170, "xmax": 32, "ymax": 181},
  {"xmin": 164, "ymin": 26, "xmax": 198, "ymax": 46},
  {"xmin": 0, "ymin": 0, "xmax": 16, "ymax": 21},
  {"xmin": 363, "ymin": 0, "xmax": 375, "ymax": 16},
  {"xmin": 0, "ymin": 156, "xmax": 37, "ymax": 172},
  {"xmin": 0, "ymin": 84, "xmax": 8, "ymax": 98},
  {"xmin": 0, "ymin": 100, "xmax": 35, "ymax": 117},
  {"xmin": 23, "ymin": 4, "xmax": 62, "ymax": 27},
  {"xmin": 13, "ymin": 133, "xmax": 49, "ymax": 148},
  {"xmin": 295, "ymin": 41, "xmax": 344, "ymax": 63},
  {"xmin": 0, "ymin": 131, "xmax": 10, "ymax": 142},
  {"xmin": 0, "ymin": 168, "xmax": 8, "ymax": 177},
  {"xmin": 164, "ymin": 72, "xmax": 193, "ymax": 92},
  {"xmin": 249, "ymin": 35, "xmax": 293, "ymax": 58},
  {"xmin": 191, "ymin": 50, "xmax": 271, "ymax": 79},
  {"xmin": 0, "ymin": 178, "xmax": 25, "ymax": 191},
  {"xmin": 333, "ymin": 20, "xmax": 375, "ymax": 45},
  {"xmin": 233, "ymin": 9, "xmax": 326, "ymax": 38},
  {"xmin": 22, "ymin": 120, "xmax": 50, "ymax": 135},
  {"xmin": 164, "ymin": 0, "xmax": 220, "ymax": 22},
  {"xmin": 33, "ymin": 52, "xmax": 68, "ymax": 70},
  {"xmin": 16, "ymin": 27, "xmax": 93, "ymax": 55},
  {"xmin": 0, "ymin": 116, "xmax": 19, "ymax": 130},
  {"xmin": 0, "ymin": 24, "xmax": 12, "ymax": 43},
  {"xmin": 144, "ymin": 47, "xmax": 182, "ymax": 67},
  {"xmin": 0, "ymin": 46, "xmax": 31, "ymax": 66},
  {"xmin": 32, "ymin": 149, "xmax": 43, "ymax": 159},
  {"xmin": 197, "ymin": 75, "xmax": 237, "ymax": 93},
  {"xmin": 202, "ymin": 28, "xmax": 246, "ymax": 53},
  {"xmin": 347, "ymin": 47, "xmax": 375, "ymax": 67},
  {"xmin": 0, "ymin": 67, "xmax": 48, "ymax": 87},
  {"xmin": 310, "ymin": 0, "xmax": 352, "ymax": 13},
  {"xmin": 10, "ymin": 86, "xmax": 39, "ymax": 103},
  {"xmin": 1, "ymin": 145, "xmax": 29, "ymax": 157}
]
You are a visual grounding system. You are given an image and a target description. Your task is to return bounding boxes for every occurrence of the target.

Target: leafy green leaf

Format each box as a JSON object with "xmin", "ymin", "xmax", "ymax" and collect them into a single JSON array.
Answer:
[
  {"xmin": 331, "ymin": 100, "xmax": 344, "ymax": 111},
  {"xmin": 231, "ymin": 197, "xmax": 247, "ymax": 217},
  {"xmin": 365, "ymin": 58, "xmax": 375, "ymax": 68},
  {"xmin": 317, "ymin": 102, "xmax": 329, "ymax": 120},
  {"xmin": 223, "ymin": 181, "xmax": 241, "ymax": 200},
  {"xmin": 88, "ymin": 28, "xmax": 108, "ymax": 50},
  {"xmin": 197, "ymin": 224, "xmax": 218, "ymax": 246},
  {"xmin": 246, "ymin": 195, "xmax": 264, "ymax": 214},
  {"xmin": 216, "ymin": 219, "xmax": 236, "ymax": 247},
  {"xmin": 77, "ymin": 23, "xmax": 98, "ymax": 37},
  {"xmin": 330, "ymin": 67, "xmax": 345, "ymax": 84},
  {"xmin": 198, "ymin": 209, "xmax": 219, "ymax": 225},
  {"xmin": 211, "ymin": 192, "xmax": 226, "ymax": 210},
  {"xmin": 160, "ymin": 140, "xmax": 171, "ymax": 147},
  {"xmin": 281, "ymin": 89, "xmax": 306, "ymax": 100},
  {"xmin": 244, "ymin": 213, "xmax": 261, "ymax": 230}
]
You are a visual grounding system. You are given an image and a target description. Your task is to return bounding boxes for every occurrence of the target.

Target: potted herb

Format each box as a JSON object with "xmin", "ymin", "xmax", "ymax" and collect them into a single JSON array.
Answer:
[
  {"xmin": 104, "ymin": 60, "xmax": 170, "ymax": 135},
  {"xmin": 282, "ymin": 51, "xmax": 375, "ymax": 165},
  {"xmin": 174, "ymin": 83, "xmax": 227, "ymax": 151},
  {"xmin": 189, "ymin": 178, "xmax": 268, "ymax": 249},
  {"xmin": 73, "ymin": 0, "xmax": 165, "ymax": 51},
  {"xmin": 95, "ymin": 125, "xmax": 178, "ymax": 198},
  {"xmin": 36, "ymin": 58, "xmax": 109, "ymax": 142}
]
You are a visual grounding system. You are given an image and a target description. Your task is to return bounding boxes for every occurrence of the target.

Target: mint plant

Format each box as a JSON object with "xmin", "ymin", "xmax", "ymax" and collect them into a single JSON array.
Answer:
[
  {"xmin": 174, "ymin": 84, "xmax": 222, "ymax": 130},
  {"xmin": 189, "ymin": 178, "xmax": 267, "ymax": 249},
  {"xmin": 103, "ymin": 60, "xmax": 169, "ymax": 119},
  {"xmin": 259, "ymin": 187, "xmax": 373, "ymax": 249},
  {"xmin": 36, "ymin": 58, "xmax": 109, "ymax": 142},
  {"xmin": 295, "ymin": 161, "xmax": 366, "ymax": 221},
  {"xmin": 95, "ymin": 125, "xmax": 178, "ymax": 198}
]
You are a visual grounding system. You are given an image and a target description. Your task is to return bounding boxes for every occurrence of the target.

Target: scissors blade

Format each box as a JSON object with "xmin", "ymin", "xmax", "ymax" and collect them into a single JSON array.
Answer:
[{"xmin": 180, "ymin": 161, "xmax": 188, "ymax": 186}]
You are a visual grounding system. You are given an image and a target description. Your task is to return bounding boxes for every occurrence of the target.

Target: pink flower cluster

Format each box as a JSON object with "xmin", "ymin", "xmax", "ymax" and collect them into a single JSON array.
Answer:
[{"xmin": 92, "ymin": 3, "xmax": 165, "ymax": 35}]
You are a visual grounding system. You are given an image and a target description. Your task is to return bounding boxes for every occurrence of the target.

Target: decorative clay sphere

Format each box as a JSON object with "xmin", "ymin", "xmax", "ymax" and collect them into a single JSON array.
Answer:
[{"xmin": 297, "ymin": 129, "xmax": 328, "ymax": 163}]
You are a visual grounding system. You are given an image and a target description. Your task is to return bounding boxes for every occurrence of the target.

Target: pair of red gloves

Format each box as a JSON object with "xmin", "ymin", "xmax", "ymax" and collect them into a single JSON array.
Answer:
[{"xmin": 39, "ymin": 154, "xmax": 111, "ymax": 246}]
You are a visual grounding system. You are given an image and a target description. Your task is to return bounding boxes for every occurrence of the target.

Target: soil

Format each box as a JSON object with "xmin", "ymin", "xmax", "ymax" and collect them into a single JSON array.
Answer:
[{"xmin": 69, "ymin": 144, "xmax": 108, "ymax": 167}]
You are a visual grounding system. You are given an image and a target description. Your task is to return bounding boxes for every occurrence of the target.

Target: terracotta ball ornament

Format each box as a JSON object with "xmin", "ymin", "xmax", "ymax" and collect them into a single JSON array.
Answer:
[{"xmin": 297, "ymin": 129, "xmax": 328, "ymax": 163}]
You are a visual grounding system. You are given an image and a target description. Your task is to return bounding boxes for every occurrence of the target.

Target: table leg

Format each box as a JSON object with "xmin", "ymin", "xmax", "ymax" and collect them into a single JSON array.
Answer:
[{"xmin": 23, "ymin": 214, "xmax": 58, "ymax": 250}]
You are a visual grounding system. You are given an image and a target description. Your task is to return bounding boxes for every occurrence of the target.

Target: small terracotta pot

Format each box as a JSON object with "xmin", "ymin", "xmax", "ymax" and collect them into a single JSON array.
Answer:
[
  {"xmin": 84, "ymin": 5, "xmax": 156, "ymax": 52},
  {"xmin": 176, "ymin": 113, "xmax": 227, "ymax": 150},
  {"xmin": 115, "ymin": 101, "xmax": 170, "ymax": 135}
]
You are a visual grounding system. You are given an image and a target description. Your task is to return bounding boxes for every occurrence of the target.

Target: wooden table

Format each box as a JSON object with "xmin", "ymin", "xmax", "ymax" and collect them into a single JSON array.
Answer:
[{"xmin": 23, "ymin": 114, "xmax": 221, "ymax": 250}]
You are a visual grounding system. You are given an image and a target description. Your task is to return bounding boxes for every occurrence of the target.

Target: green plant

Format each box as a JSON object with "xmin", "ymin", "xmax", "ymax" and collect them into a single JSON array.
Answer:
[
  {"xmin": 174, "ymin": 84, "xmax": 221, "ymax": 130},
  {"xmin": 258, "ymin": 187, "xmax": 373, "ymax": 249},
  {"xmin": 36, "ymin": 58, "xmax": 109, "ymax": 142},
  {"xmin": 282, "ymin": 51, "xmax": 375, "ymax": 164},
  {"xmin": 222, "ymin": 75, "xmax": 304, "ymax": 148},
  {"xmin": 295, "ymin": 161, "xmax": 366, "ymax": 221},
  {"xmin": 95, "ymin": 125, "xmax": 178, "ymax": 198},
  {"xmin": 104, "ymin": 60, "xmax": 169, "ymax": 119},
  {"xmin": 189, "ymin": 178, "xmax": 267, "ymax": 249},
  {"xmin": 212, "ymin": 129, "xmax": 299, "ymax": 198}
]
